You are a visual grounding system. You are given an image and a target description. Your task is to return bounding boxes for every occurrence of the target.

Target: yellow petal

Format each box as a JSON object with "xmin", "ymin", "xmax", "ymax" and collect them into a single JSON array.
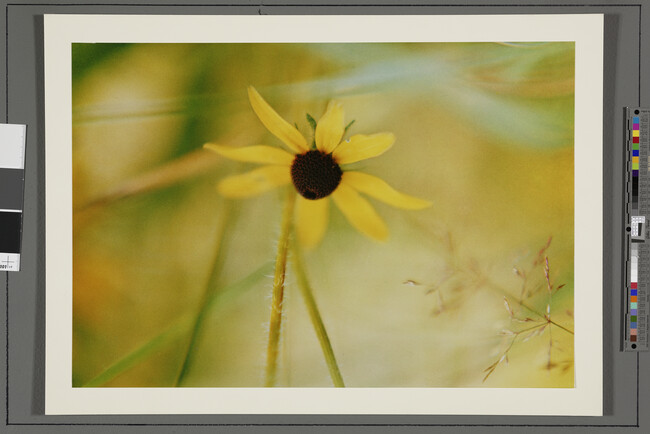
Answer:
[
  {"xmin": 204, "ymin": 143, "xmax": 294, "ymax": 165},
  {"xmin": 217, "ymin": 166, "xmax": 290, "ymax": 198},
  {"xmin": 315, "ymin": 101, "xmax": 345, "ymax": 153},
  {"xmin": 332, "ymin": 133, "xmax": 395, "ymax": 164},
  {"xmin": 331, "ymin": 182, "xmax": 388, "ymax": 241},
  {"xmin": 248, "ymin": 86, "xmax": 308, "ymax": 153},
  {"xmin": 342, "ymin": 172, "xmax": 432, "ymax": 210},
  {"xmin": 295, "ymin": 195, "xmax": 329, "ymax": 248}
]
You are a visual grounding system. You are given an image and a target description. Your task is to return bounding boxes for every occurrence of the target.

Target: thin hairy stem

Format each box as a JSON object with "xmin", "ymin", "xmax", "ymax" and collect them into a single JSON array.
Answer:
[
  {"xmin": 291, "ymin": 238, "xmax": 345, "ymax": 387},
  {"xmin": 264, "ymin": 190, "xmax": 296, "ymax": 387}
]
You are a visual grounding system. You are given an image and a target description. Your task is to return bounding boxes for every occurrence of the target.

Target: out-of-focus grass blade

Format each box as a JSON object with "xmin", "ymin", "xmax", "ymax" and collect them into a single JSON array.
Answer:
[
  {"xmin": 72, "ymin": 94, "xmax": 214, "ymax": 125},
  {"xmin": 174, "ymin": 198, "xmax": 238, "ymax": 387},
  {"xmin": 73, "ymin": 43, "xmax": 573, "ymax": 152},
  {"xmin": 269, "ymin": 42, "xmax": 571, "ymax": 96},
  {"xmin": 273, "ymin": 43, "xmax": 575, "ymax": 149},
  {"xmin": 74, "ymin": 113, "xmax": 264, "ymax": 224},
  {"xmin": 82, "ymin": 324, "xmax": 187, "ymax": 387},
  {"xmin": 266, "ymin": 56, "xmax": 453, "ymax": 100},
  {"xmin": 72, "ymin": 43, "xmax": 133, "ymax": 81},
  {"xmin": 441, "ymin": 83, "xmax": 573, "ymax": 149},
  {"xmin": 81, "ymin": 261, "xmax": 274, "ymax": 387},
  {"xmin": 74, "ymin": 148, "xmax": 221, "ymax": 218}
]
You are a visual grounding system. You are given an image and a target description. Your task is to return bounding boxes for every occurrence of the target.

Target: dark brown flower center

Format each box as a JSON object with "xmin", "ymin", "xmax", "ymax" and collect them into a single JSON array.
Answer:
[{"xmin": 290, "ymin": 150, "xmax": 342, "ymax": 200}]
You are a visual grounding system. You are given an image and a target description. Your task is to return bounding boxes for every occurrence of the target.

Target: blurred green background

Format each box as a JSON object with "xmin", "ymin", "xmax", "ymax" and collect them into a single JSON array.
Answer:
[{"xmin": 72, "ymin": 42, "xmax": 574, "ymax": 388}]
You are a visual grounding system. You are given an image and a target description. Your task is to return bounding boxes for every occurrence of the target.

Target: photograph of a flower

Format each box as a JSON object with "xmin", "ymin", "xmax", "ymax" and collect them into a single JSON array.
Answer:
[{"xmin": 70, "ymin": 40, "xmax": 576, "ymax": 389}]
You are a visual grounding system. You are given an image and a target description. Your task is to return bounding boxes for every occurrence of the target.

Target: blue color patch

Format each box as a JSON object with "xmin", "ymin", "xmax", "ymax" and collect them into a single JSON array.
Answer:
[
  {"xmin": 631, "ymin": 322, "xmax": 637, "ymax": 328},
  {"xmin": 634, "ymin": 150, "xmax": 640, "ymax": 156},
  {"xmin": 632, "ymin": 289, "xmax": 638, "ymax": 296}
]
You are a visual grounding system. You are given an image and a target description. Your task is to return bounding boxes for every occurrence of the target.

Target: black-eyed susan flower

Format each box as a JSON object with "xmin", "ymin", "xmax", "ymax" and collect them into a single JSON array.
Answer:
[{"xmin": 204, "ymin": 86, "xmax": 431, "ymax": 248}]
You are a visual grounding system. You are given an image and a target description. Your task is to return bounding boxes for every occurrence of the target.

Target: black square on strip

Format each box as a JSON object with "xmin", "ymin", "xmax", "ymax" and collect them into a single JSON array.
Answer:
[{"xmin": 0, "ymin": 211, "xmax": 22, "ymax": 253}]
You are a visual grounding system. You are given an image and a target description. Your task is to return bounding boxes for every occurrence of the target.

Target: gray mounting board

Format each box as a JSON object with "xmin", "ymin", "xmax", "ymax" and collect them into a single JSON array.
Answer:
[{"xmin": 1, "ymin": 1, "xmax": 648, "ymax": 433}]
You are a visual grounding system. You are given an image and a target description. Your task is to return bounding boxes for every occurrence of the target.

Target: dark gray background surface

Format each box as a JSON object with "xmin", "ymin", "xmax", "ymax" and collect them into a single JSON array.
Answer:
[{"xmin": 1, "ymin": 0, "xmax": 648, "ymax": 432}]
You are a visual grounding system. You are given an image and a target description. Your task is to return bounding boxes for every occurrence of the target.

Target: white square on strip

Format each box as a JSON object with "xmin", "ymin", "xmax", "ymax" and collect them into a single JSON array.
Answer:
[{"xmin": 0, "ymin": 124, "xmax": 26, "ymax": 169}]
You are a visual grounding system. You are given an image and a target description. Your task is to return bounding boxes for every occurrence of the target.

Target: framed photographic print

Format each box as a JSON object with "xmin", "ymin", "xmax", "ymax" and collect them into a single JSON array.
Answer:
[{"xmin": 44, "ymin": 13, "xmax": 603, "ymax": 415}]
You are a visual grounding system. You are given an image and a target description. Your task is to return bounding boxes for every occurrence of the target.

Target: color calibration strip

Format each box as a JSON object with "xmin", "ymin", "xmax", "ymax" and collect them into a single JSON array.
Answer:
[
  {"xmin": 624, "ymin": 108, "xmax": 649, "ymax": 351},
  {"xmin": 0, "ymin": 124, "xmax": 26, "ymax": 272},
  {"xmin": 632, "ymin": 116, "xmax": 641, "ymax": 210}
]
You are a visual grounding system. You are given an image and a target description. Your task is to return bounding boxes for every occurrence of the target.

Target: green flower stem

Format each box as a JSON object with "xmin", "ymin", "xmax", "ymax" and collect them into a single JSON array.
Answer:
[
  {"xmin": 291, "ymin": 238, "xmax": 345, "ymax": 387},
  {"xmin": 264, "ymin": 190, "xmax": 296, "ymax": 387}
]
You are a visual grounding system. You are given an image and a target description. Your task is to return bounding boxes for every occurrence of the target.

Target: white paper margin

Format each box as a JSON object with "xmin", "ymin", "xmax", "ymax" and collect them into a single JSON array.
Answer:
[{"xmin": 44, "ymin": 14, "xmax": 603, "ymax": 416}]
